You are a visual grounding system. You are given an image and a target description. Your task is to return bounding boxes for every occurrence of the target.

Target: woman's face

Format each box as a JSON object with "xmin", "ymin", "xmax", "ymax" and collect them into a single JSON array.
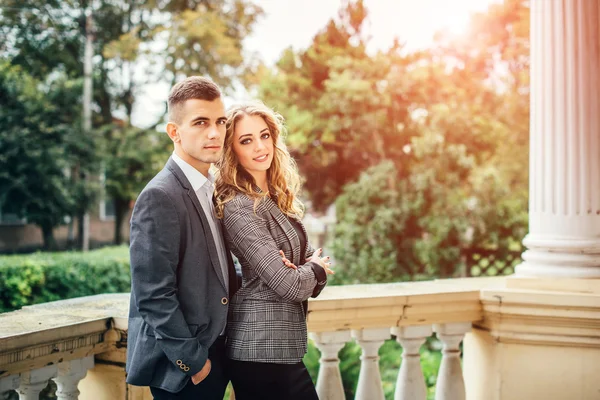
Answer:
[{"xmin": 232, "ymin": 114, "xmax": 274, "ymax": 178}]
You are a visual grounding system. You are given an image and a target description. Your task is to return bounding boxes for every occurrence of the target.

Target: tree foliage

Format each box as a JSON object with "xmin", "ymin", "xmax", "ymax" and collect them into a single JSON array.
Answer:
[
  {"xmin": 0, "ymin": 63, "xmax": 99, "ymax": 249},
  {"xmin": 0, "ymin": 0, "xmax": 263, "ymax": 247},
  {"xmin": 260, "ymin": 0, "xmax": 530, "ymax": 281}
]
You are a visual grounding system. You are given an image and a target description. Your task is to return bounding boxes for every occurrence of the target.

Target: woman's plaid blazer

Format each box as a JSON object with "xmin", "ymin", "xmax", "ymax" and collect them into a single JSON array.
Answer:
[{"xmin": 221, "ymin": 192, "xmax": 328, "ymax": 364}]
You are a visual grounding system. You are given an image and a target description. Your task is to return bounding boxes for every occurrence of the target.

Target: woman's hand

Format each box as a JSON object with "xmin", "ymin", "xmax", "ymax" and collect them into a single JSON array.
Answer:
[{"xmin": 309, "ymin": 248, "xmax": 334, "ymax": 275}]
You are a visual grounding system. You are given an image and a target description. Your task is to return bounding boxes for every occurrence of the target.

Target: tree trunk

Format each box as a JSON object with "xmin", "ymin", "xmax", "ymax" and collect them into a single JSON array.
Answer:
[
  {"xmin": 114, "ymin": 197, "xmax": 131, "ymax": 245},
  {"xmin": 77, "ymin": 212, "xmax": 84, "ymax": 249},
  {"xmin": 41, "ymin": 223, "xmax": 58, "ymax": 251}
]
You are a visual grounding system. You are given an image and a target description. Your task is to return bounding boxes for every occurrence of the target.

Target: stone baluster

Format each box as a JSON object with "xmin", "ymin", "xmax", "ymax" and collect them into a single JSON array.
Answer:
[
  {"xmin": 0, "ymin": 375, "xmax": 20, "ymax": 400},
  {"xmin": 352, "ymin": 328, "xmax": 389, "ymax": 400},
  {"xmin": 392, "ymin": 325, "xmax": 432, "ymax": 400},
  {"xmin": 310, "ymin": 331, "xmax": 351, "ymax": 400},
  {"xmin": 17, "ymin": 365, "xmax": 58, "ymax": 400},
  {"xmin": 53, "ymin": 356, "xmax": 95, "ymax": 400},
  {"xmin": 433, "ymin": 323, "xmax": 471, "ymax": 400}
]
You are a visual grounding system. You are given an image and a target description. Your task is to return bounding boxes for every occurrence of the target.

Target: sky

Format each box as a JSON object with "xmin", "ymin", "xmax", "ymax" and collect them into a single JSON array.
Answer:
[{"xmin": 130, "ymin": 0, "xmax": 497, "ymax": 127}]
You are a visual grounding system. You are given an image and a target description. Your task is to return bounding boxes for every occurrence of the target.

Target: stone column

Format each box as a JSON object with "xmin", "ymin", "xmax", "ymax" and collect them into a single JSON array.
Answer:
[
  {"xmin": 433, "ymin": 323, "xmax": 471, "ymax": 400},
  {"xmin": 17, "ymin": 366, "xmax": 58, "ymax": 400},
  {"xmin": 0, "ymin": 375, "xmax": 20, "ymax": 400},
  {"xmin": 392, "ymin": 325, "xmax": 432, "ymax": 400},
  {"xmin": 53, "ymin": 356, "xmax": 95, "ymax": 400},
  {"xmin": 310, "ymin": 331, "xmax": 351, "ymax": 400},
  {"xmin": 517, "ymin": 0, "xmax": 600, "ymax": 278},
  {"xmin": 352, "ymin": 328, "xmax": 389, "ymax": 400}
]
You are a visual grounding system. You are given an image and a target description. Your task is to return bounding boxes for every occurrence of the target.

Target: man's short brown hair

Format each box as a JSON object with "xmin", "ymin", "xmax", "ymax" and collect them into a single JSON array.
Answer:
[{"xmin": 168, "ymin": 76, "xmax": 222, "ymax": 122}]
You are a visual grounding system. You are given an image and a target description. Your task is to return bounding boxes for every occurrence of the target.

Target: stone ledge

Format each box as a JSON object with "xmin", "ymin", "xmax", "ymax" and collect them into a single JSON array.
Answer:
[
  {"xmin": 476, "ymin": 287, "xmax": 600, "ymax": 347},
  {"xmin": 0, "ymin": 294, "xmax": 129, "ymax": 377},
  {"xmin": 307, "ymin": 277, "xmax": 503, "ymax": 332}
]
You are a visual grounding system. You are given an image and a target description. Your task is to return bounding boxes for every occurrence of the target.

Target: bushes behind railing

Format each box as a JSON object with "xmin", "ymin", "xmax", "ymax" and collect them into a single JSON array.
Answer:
[{"xmin": 0, "ymin": 246, "xmax": 130, "ymax": 313}]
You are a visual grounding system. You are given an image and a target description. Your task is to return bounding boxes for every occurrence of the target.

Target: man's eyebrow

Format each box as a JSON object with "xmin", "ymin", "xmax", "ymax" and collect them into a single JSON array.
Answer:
[{"xmin": 190, "ymin": 116, "xmax": 209, "ymax": 124}]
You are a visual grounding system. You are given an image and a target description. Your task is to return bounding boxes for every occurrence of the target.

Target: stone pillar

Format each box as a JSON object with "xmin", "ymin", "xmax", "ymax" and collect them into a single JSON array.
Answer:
[
  {"xmin": 79, "ymin": 362, "xmax": 127, "ymax": 400},
  {"xmin": 17, "ymin": 366, "xmax": 58, "ymax": 400},
  {"xmin": 433, "ymin": 323, "xmax": 471, "ymax": 400},
  {"xmin": 310, "ymin": 331, "xmax": 351, "ymax": 400},
  {"xmin": 351, "ymin": 328, "xmax": 389, "ymax": 400},
  {"xmin": 392, "ymin": 325, "xmax": 432, "ymax": 400},
  {"xmin": 53, "ymin": 356, "xmax": 95, "ymax": 400},
  {"xmin": 517, "ymin": 0, "xmax": 600, "ymax": 278},
  {"xmin": 0, "ymin": 375, "xmax": 20, "ymax": 400}
]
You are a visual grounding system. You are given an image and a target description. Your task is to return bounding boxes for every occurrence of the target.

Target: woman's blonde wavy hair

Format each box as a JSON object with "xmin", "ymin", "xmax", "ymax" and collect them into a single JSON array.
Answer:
[{"xmin": 214, "ymin": 101, "xmax": 305, "ymax": 219}]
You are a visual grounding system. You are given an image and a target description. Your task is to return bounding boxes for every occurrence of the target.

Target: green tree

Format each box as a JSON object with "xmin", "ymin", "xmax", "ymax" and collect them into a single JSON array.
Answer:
[
  {"xmin": 258, "ymin": 1, "xmax": 378, "ymax": 209},
  {"xmin": 97, "ymin": 0, "xmax": 263, "ymax": 243},
  {"xmin": 99, "ymin": 124, "xmax": 170, "ymax": 244},
  {"xmin": 260, "ymin": 0, "xmax": 530, "ymax": 281},
  {"xmin": 0, "ymin": 63, "xmax": 98, "ymax": 249},
  {"xmin": 1, "ymin": 0, "xmax": 264, "ymax": 246}
]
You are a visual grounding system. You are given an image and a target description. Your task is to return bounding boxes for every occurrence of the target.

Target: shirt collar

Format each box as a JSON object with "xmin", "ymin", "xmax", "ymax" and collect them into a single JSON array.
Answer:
[{"xmin": 171, "ymin": 152, "xmax": 213, "ymax": 192}]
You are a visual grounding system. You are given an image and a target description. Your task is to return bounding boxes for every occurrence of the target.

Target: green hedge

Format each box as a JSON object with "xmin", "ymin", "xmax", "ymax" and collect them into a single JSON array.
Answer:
[{"xmin": 0, "ymin": 246, "xmax": 130, "ymax": 313}]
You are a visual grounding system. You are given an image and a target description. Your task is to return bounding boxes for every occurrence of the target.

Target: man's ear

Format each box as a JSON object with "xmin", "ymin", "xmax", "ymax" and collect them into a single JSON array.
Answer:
[{"xmin": 166, "ymin": 122, "xmax": 179, "ymax": 143}]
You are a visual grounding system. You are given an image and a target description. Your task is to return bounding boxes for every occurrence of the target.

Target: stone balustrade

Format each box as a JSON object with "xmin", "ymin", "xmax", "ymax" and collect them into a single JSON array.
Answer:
[
  {"xmin": 306, "ymin": 277, "xmax": 503, "ymax": 400},
  {"xmin": 0, "ymin": 277, "xmax": 505, "ymax": 400}
]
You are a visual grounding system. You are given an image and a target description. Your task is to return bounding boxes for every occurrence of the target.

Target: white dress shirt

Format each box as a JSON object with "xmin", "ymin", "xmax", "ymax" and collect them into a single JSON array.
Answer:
[{"xmin": 171, "ymin": 152, "xmax": 229, "ymax": 293}]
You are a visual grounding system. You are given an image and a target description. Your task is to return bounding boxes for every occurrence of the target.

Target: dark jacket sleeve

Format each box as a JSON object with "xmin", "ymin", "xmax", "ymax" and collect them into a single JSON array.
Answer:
[
  {"xmin": 129, "ymin": 187, "xmax": 208, "ymax": 377},
  {"xmin": 305, "ymin": 241, "xmax": 328, "ymax": 298},
  {"xmin": 223, "ymin": 197, "xmax": 320, "ymax": 303}
]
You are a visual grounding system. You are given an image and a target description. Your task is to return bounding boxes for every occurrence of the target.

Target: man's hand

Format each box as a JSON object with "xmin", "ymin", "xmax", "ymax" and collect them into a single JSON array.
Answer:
[{"xmin": 191, "ymin": 359, "xmax": 211, "ymax": 385}]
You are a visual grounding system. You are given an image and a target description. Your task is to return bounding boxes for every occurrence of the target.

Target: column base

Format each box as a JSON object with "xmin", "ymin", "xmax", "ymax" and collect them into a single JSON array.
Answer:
[
  {"xmin": 516, "ymin": 235, "xmax": 600, "ymax": 278},
  {"xmin": 515, "ymin": 260, "xmax": 600, "ymax": 278}
]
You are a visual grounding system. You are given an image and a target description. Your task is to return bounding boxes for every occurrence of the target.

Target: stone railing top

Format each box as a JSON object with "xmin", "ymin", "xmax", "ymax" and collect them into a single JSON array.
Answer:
[
  {"xmin": 0, "ymin": 294, "xmax": 130, "ymax": 343},
  {"xmin": 307, "ymin": 277, "xmax": 505, "ymax": 331},
  {"xmin": 0, "ymin": 277, "xmax": 504, "ymax": 376},
  {"xmin": 0, "ymin": 293, "xmax": 129, "ymax": 377}
]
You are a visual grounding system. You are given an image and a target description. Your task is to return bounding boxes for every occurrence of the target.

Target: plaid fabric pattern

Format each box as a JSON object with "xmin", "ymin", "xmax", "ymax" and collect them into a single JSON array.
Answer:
[{"xmin": 222, "ymin": 194, "xmax": 326, "ymax": 363}]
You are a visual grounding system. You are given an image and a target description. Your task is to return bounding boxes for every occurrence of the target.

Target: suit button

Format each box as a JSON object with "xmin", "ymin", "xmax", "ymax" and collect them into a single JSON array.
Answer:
[
  {"xmin": 221, "ymin": 297, "xmax": 228, "ymax": 305},
  {"xmin": 180, "ymin": 364, "xmax": 185, "ymax": 370},
  {"xmin": 184, "ymin": 366, "xmax": 190, "ymax": 372},
  {"xmin": 176, "ymin": 360, "xmax": 183, "ymax": 366}
]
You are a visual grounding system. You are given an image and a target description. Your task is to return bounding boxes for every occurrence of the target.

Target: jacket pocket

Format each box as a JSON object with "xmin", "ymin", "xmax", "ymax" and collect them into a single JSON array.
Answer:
[
  {"xmin": 142, "ymin": 323, "xmax": 202, "ymax": 337},
  {"xmin": 188, "ymin": 324, "xmax": 199, "ymax": 336}
]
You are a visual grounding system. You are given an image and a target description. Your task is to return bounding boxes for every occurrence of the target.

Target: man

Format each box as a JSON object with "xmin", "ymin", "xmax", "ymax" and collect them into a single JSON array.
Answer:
[{"xmin": 126, "ymin": 76, "xmax": 238, "ymax": 399}]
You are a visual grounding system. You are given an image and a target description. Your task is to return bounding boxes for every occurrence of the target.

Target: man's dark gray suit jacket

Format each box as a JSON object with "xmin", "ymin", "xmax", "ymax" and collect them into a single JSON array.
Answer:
[{"xmin": 126, "ymin": 157, "xmax": 239, "ymax": 393}]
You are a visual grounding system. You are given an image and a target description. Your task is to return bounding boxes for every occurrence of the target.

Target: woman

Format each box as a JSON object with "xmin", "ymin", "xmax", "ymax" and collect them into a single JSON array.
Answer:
[{"xmin": 215, "ymin": 102, "xmax": 333, "ymax": 400}]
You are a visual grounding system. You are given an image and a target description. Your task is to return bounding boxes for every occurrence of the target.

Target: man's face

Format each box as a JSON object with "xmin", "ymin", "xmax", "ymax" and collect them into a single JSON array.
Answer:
[{"xmin": 169, "ymin": 98, "xmax": 226, "ymax": 171}]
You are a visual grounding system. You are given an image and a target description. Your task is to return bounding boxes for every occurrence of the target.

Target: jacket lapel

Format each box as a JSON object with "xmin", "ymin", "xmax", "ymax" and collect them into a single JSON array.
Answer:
[
  {"xmin": 263, "ymin": 196, "xmax": 301, "ymax": 266},
  {"xmin": 298, "ymin": 220, "xmax": 310, "ymax": 263},
  {"xmin": 166, "ymin": 158, "xmax": 228, "ymax": 291}
]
